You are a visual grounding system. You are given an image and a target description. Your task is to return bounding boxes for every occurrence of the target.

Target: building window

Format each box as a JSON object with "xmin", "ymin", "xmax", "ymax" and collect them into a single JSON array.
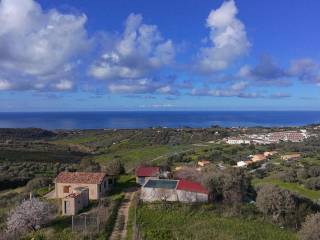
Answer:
[
  {"xmin": 63, "ymin": 186, "xmax": 70, "ymax": 193},
  {"xmin": 104, "ymin": 180, "xmax": 107, "ymax": 188},
  {"xmin": 99, "ymin": 184, "xmax": 102, "ymax": 193},
  {"xmin": 64, "ymin": 201, "xmax": 68, "ymax": 214},
  {"xmin": 108, "ymin": 178, "xmax": 113, "ymax": 185}
]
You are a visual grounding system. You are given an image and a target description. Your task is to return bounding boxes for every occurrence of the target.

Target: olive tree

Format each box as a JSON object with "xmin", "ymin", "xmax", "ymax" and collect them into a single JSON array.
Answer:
[
  {"xmin": 202, "ymin": 167, "xmax": 250, "ymax": 204},
  {"xmin": 6, "ymin": 198, "xmax": 53, "ymax": 235},
  {"xmin": 299, "ymin": 213, "xmax": 320, "ymax": 240},
  {"xmin": 105, "ymin": 159, "xmax": 125, "ymax": 176},
  {"xmin": 256, "ymin": 184, "xmax": 297, "ymax": 225}
]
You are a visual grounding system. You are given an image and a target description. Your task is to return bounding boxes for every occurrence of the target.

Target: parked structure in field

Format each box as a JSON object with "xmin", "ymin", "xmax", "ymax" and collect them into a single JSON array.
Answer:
[
  {"xmin": 55, "ymin": 172, "xmax": 115, "ymax": 200},
  {"xmin": 62, "ymin": 187, "xmax": 89, "ymax": 216},
  {"xmin": 135, "ymin": 166, "xmax": 161, "ymax": 185},
  {"xmin": 141, "ymin": 179, "xmax": 209, "ymax": 203}
]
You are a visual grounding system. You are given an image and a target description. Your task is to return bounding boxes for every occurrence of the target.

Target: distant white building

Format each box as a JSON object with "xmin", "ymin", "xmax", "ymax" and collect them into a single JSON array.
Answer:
[
  {"xmin": 237, "ymin": 161, "xmax": 248, "ymax": 168},
  {"xmin": 226, "ymin": 138, "xmax": 251, "ymax": 145}
]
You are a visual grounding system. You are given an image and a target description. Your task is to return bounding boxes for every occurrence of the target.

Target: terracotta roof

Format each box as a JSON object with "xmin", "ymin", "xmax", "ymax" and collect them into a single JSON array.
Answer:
[
  {"xmin": 55, "ymin": 172, "xmax": 106, "ymax": 184},
  {"xmin": 251, "ymin": 154, "xmax": 267, "ymax": 162},
  {"xmin": 176, "ymin": 179, "xmax": 208, "ymax": 194},
  {"xmin": 136, "ymin": 166, "xmax": 160, "ymax": 177}
]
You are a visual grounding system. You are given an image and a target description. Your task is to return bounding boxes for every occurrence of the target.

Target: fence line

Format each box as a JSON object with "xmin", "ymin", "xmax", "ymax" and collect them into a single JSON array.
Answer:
[{"xmin": 71, "ymin": 199, "xmax": 109, "ymax": 238}]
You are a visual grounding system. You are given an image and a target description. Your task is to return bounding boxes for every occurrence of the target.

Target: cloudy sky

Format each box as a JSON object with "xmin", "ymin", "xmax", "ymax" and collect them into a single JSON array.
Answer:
[{"xmin": 0, "ymin": 0, "xmax": 320, "ymax": 111}]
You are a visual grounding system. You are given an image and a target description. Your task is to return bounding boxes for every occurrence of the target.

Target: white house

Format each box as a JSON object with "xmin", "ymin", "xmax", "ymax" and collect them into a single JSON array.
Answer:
[
  {"xmin": 237, "ymin": 161, "xmax": 248, "ymax": 168},
  {"xmin": 141, "ymin": 179, "xmax": 209, "ymax": 203}
]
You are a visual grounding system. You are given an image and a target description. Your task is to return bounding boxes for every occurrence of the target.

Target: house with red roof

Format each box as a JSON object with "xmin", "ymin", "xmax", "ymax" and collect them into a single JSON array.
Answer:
[
  {"xmin": 54, "ymin": 171, "xmax": 115, "ymax": 200},
  {"xmin": 135, "ymin": 166, "xmax": 160, "ymax": 185}
]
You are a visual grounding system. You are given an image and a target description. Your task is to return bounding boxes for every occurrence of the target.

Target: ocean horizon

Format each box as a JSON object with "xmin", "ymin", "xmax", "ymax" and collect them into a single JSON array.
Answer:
[{"xmin": 0, "ymin": 111, "xmax": 320, "ymax": 130}]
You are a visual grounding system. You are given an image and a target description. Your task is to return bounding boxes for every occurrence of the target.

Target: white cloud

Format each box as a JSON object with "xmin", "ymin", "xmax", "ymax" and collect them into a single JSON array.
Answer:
[
  {"xmin": 0, "ymin": 79, "xmax": 12, "ymax": 90},
  {"xmin": 230, "ymin": 81, "xmax": 248, "ymax": 91},
  {"xmin": 196, "ymin": 0, "xmax": 250, "ymax": 73},
  {"xmin": 89, "ymin": 13, "xmax": 175, "ymax": 81},
  {"xmin": 107, "ymin": 77, "xmax": 178, "ymax": 95},
  {"xmin": 0, "ymin": 0, "xmax": 90, "ymax": 91},
  {"xmin": 53, "ymin": 79, "xmax": 74, "ymax": 91}
]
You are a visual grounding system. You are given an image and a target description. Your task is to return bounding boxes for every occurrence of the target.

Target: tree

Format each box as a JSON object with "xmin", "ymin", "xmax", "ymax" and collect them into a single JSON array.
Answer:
[
  {"xmin": 6, "ymin": 198, "xmax": 53, "ymax": 235},
  {"xmin": 79, "ymin": 158, "xmax": 101, "ymax": 172},
  {"xmin": 174, "ymin": 167, "xmax": 202, "ymax": 182},
  {"xmin": 202, "ymin": 167, "xmax": 250, "ymax": 204},
  {"xmin": 304, "ymin": 177, "xmax": 320, "ymax": 190},
  {"xmin": 202, "ymin": 169, "xmax": 224, "ymax": 201},
  {"xmin": 256, "ymin": 185, "xmax": 297, "ymax": 225},
  {"xmin": 222, "ymin": 168, "xmax": 250, "ymax": 204},
  {"xmin": 299, "ymin": 213, "xmax": 320, "ymax": 240},
  {"xmin": 26, "ymin": 177, "xmax": 51, "ymax": 192},
  {"xmin": 105, "ymin": 159, "xmax": 125, "ymax": 176}
]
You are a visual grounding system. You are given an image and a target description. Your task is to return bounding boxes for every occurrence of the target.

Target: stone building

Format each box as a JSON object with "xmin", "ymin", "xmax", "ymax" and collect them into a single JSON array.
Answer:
[
  {"xmin": 55, "ymin": 172, "xmax": 115, "ymax": 200},
  {"xmin": 62, "ymin": 187, "xmax": 89, "ymax": 216}
]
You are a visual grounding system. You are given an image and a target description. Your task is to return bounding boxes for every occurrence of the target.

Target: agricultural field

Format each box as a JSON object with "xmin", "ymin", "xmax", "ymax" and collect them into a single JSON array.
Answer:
[{"xmin": 137, "ymin": 203, "xmax": 298, "ymax": 240}]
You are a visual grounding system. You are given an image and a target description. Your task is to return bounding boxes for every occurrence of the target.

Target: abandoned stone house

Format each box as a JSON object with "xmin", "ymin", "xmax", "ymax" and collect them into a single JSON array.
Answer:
[
  {"xmin": 141, "ymin": 179, "xmax": 209, "ymax": 203},
  {"xmin": 62, "ymin": 187, "xmax": 89, "ymax": 215},
  {"xmin": 54, "ymin": 172, "xmax": 115, "ymax": 200}
]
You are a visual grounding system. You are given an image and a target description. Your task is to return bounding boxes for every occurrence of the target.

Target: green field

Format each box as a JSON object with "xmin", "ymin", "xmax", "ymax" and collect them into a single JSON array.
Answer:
[
  {"xmin": 252, "ymin": 178, "xmax": 320, "ymax": 201},
  {"xmin": 94, "ymin": 143, "xmax": 195, "ymax": 170},
  {"xmin": 137, "ymin": 204, "xmax": 297, "ymax": 240}
]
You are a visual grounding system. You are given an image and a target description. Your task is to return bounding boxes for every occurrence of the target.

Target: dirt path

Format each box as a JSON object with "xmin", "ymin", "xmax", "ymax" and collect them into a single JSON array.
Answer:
[{"xmin": 109, "ymin": 189, "xmax": 136, "ymax": 240}]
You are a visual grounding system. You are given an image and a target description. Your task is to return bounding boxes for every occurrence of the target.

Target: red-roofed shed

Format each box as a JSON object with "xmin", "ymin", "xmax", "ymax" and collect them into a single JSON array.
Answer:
[
  {"xmin": 176, "ymin": 179, "xmax": 208, "ymax": 194},
  {"xmin": 176, "ymin": 179, "xmax": 209, "ymax": 202},
  {"xmin": 136, "ymin": 166, "xmax": 160, "ymax": 177},
  {"xmin": 136, "ymin": 166, "xmax": 160, "ymax": 185}
]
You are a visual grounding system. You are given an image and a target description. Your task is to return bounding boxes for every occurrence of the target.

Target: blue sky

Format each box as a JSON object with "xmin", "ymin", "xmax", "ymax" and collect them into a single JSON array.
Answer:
[{"xmin": 0, "ymin": 0, "xmax": 320, "ymax": 111}]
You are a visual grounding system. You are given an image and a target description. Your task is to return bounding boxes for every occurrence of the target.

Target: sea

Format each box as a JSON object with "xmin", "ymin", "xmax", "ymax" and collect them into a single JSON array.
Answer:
[{"xmin": 0, "ymin": 111, "xmax": 320, "ymax": 130}]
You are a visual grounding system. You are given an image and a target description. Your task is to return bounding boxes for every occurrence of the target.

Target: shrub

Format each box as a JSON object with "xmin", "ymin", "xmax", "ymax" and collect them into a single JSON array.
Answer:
[
  {"xmin": 105, "ymin": 159, "xmax": 125, "ymax": 176},
  {"xmin": 304, "ymin": 177, "xmax": 320, "ymax": 190},
  {"xmin": 278, "ymin": 170, "xmax": 298, "ymax": 183},
  {"xmin": 256, "ymin": 185, "xmax": 297, "ymax": 226},
  {"xmin": 298, "ymin": 213, "xmax": 320, "ymax": 240},
  {"xmin": 26, "ymin": 177, "xmax": 51, "ymax": 192}
]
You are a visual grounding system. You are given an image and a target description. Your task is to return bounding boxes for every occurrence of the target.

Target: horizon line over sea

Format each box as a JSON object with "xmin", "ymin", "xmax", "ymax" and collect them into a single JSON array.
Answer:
[{"xmin": 0, "ymin": 111, "xmax": 320, "ymax": 130}]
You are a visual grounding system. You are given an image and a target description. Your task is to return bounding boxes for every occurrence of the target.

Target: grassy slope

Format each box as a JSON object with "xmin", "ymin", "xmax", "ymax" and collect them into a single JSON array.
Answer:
[
  {"xmin": 252, "ymin": 178, "xmax": 320, "ymax": 201},
  {"xmin": 137, "ymin": 204, "xmax": 297, "ymax": 240},
  {"xmin": 94, "ymin": 143, "xmax": 194, "ymax": 170}
]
